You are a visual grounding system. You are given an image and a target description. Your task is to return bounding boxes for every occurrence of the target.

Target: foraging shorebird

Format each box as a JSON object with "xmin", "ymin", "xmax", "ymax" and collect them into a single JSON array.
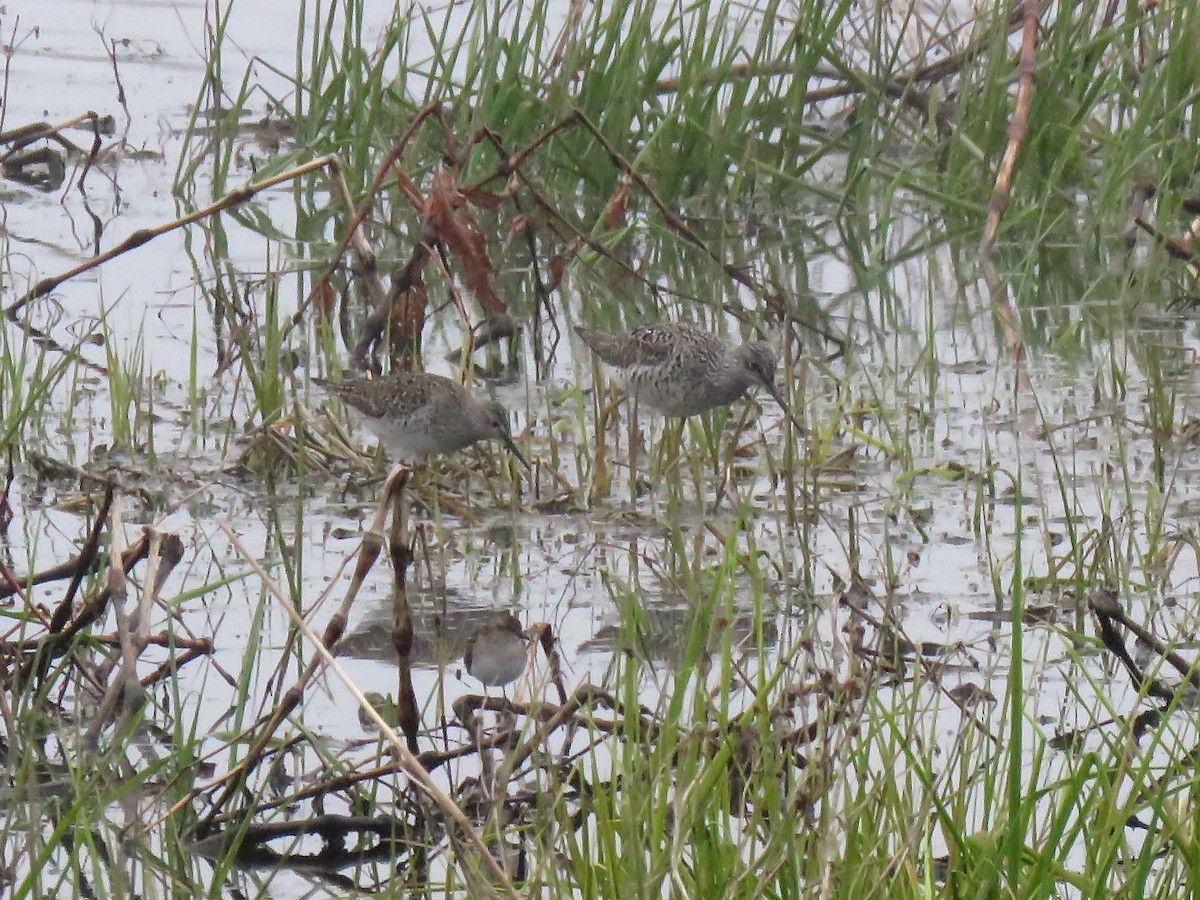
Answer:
[
  {"xmin": 574, "ymin": 322, "xmax": 799, "ymax": 429},
  {"xmin": 463, "ymin": 611, "xmax": 529, "ymax": 690},
  {"xmin": 313, "ymin": 371, "xmax": 527, "ymax": 466}
]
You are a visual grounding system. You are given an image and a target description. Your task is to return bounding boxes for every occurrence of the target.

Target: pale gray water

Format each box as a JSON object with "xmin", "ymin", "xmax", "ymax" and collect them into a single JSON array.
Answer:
[{"xmin": 3, "ymin": 0, "xmax": 1197, "ymax": 895}]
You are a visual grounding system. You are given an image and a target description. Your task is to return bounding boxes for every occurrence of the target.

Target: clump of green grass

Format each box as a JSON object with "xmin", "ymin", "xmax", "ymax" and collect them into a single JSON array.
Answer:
[
  {"xmin": 0, "ymin": 319, "xmax": 74, "ymax": 454},
  {"xmin": 9, "ymin": 0, "xmax": 1200, "ymax": 896}
]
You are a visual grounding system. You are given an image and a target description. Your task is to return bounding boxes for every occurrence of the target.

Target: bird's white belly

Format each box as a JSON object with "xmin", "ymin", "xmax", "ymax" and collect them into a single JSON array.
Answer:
[{"xmin": 470, "ymin": 642, "xmax": 527, "ymax": 686}]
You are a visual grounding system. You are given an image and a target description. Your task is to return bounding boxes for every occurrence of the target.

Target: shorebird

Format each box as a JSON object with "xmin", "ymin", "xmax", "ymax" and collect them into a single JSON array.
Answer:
[
  {"xmin": 573, "ymin": 322, "xmax": 800, "ymax": 429},
  {"xmin": 313, "ymin": 371, "xmax": 528, "ymax": 467},
  {"xmin": 463, "ymin": 611, "xmax": 529, "ymax": 690}
]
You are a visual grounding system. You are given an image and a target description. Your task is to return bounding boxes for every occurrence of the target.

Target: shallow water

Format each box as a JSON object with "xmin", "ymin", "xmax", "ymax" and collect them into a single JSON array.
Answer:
[{"xmin": 4, "ymin": 0, "xmax": 1199, "ymax": 895}]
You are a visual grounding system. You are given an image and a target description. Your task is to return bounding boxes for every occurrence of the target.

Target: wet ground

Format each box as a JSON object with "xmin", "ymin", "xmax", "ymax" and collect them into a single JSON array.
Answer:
[{"xmin": 5, "ymin": 0, "xmax": 1200, "ymax": 894}]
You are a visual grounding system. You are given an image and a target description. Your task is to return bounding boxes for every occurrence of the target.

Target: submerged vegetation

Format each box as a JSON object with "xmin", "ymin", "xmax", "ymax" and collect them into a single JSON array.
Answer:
[{"xmin": 3, "ymin": 0, "xmax": 1200, "ymax": 896}]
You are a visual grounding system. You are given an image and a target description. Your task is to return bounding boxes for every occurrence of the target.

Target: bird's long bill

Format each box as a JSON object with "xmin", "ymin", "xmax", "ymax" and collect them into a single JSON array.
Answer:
[
  {"xmin": 766, "ymin": 384, "xmax": 806, "ymax": 436},
  {"xmin": 501, "ymin": 433, "xmax": 530, "ymax": 469}
]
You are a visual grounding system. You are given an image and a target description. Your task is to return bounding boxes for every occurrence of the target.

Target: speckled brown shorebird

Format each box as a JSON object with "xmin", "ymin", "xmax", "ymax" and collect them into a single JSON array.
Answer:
[
  {"xmin": 313, "ymin": 371, "xmax": 528, "ymax": 466},
  {"xmin": 574, "ymin": 322, "xmax": 800, "ymax": 428},
  {"xmin": 464, "ymin": 611, "xmax": 529, "ymax": 689}
]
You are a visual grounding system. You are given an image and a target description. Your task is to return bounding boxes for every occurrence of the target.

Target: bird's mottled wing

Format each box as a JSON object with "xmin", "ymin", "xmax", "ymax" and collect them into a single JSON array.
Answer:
[
  {"xmin": 625, "ymin": 325, "xmax": 688, "ymax": 365},
  {"xmin": 583, "ymin": 325, "xmax": 683, "ymax": 367},
  {"xmin": 316, "ymin": 373, "xmax": 436, "ymax": 419}
]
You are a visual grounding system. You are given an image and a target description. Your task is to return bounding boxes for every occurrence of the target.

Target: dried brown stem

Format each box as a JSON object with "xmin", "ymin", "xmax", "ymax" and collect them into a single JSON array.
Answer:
[
  {"xmin": 531, "ymin": 622, "xmax": 570, "ymax": 705},
  {"xmin": 13, "ymin": 529, "xmax": 155, "ymax": 683},
  {"xmin": 0, "ymin": 112, "xmax": 93, "ymax": 158},
  {"xmin": 325, "ymin": 159, "xmax": 387, "ymax": 320},
  {"xmin": 86, "ymin": 632, "xmax": 211, "ymax": 654},
  {"xmin": 283, "ymin": 102, "xmax": 448, "ymax": 342},
  {"xmin": 138, "ymin": 645, "xmax": 213, "ymax": 688},
  {"xmin": 1089, "ymin": 589, "xmax": 1198, "ymax": 702},
  {"xmin": 85, "ymin": 497, "xmax": 142, "ymax": 748},
  {"xmin": 980, "ymin": 0, "xmax": 1040, "ymax": 253},
  {"xmin": 0, "ymin": 542, "xmax": 118, "ymax": 602},
  {"xmin": 47, "ymin": 480, "xmax": 116, "ymax": 633},
  {"xmin": 217, "ymin": 520, "xmax": 517, "ymax": 897},
  {"xmin": 200, "ymin": 467, "xmax": 409, "ymax": 829},
  {"xmin": 1134, "ymin": 216, "xmax": 1200, "ymax": 278},
  {"xmin": 5, "ymin": 153, "xmax": 341, "ymax": 320},
  {"xmin": 388, "ymin": 472, "xmax": 421, "ymax": 754}
]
